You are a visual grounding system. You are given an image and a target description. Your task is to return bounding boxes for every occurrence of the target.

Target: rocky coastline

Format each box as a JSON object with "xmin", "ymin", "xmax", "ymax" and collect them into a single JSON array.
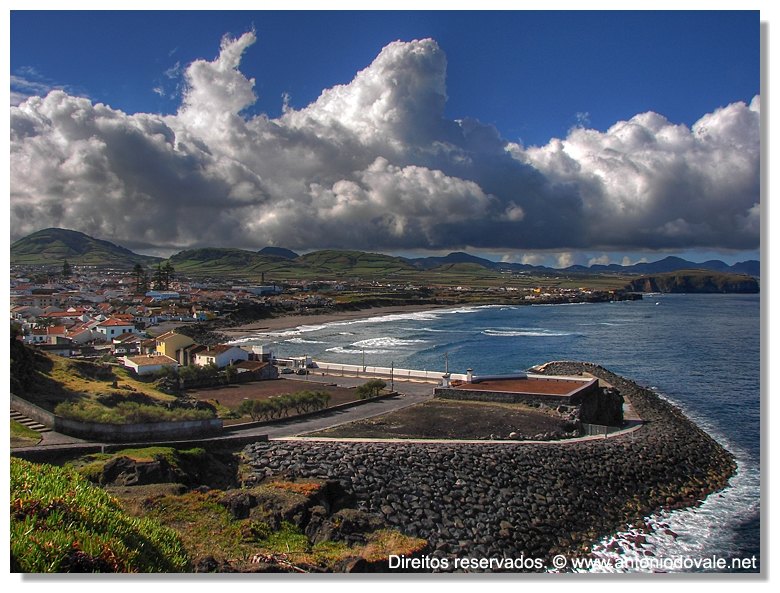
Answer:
[{"xmin": 242, "ymin": 362, "xmax": 736, "ymax": 572}]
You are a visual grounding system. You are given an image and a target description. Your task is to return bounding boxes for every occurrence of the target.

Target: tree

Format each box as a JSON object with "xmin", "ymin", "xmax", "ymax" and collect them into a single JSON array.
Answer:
[
  {"xmin": 356, "ymin": 379, "xmax": 387, "ymax": 399},
  {"xmin": 61, "ymin": 260, "xmax": 72, "ymax": 279},
  {"xmin": 132, "ymin": 263, "xmax": 149, "ymax": 295},
  {"xmin": 152, "ymin": 261, "xmax": 176, "ymax": 290},
  {"xmin": 152, "ymin": 263, "xmax": 165, "ymax": 290},
  {"xmin": 163, "ymin": 261, "xmax": 175, "ymax": 289}
]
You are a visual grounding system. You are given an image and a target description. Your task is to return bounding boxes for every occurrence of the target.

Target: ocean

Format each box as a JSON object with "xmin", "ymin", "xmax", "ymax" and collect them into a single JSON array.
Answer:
[{"xmin": 234, "ymin": 293, "xmax": 761, "ymax": 572}]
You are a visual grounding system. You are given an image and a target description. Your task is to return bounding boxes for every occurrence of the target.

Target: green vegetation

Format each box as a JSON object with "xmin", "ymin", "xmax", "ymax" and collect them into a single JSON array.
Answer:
[
  {"xmin": 14, "ymin": 347, "xmax": 178, "ymax": 407},
  {"xmin": 11, "ymin": 420, "xmax": 42, "ymax": 447},
  {"xmin": 152, "ymin": 261, "xmax": 176, "ymax": 290},
  {"xmin": 297, "ymin": 249, "xmax": 417, "ymax": 276},
  {"xmin": 68, "ymin": 446, "xmax": 215, "ymax": 485},
  {"xmin": 10, "ymin": 458, "xmax": 189, "ymax": 572},
  {"xmin": 10, "ymin": 340, "xmax": 198, "ymax": 426},
  {"xmin": 131, "ymin": 478, "xmax": 426, "ymax": 571},
  {"xmin": 237, "ymin": 390, "xmax": 331, "ymax": 421},
  {"xmin": 54, "ymin": 401, "xmax": 214, "ymax": 424},
  {"xmin": 10, "ymin": 227, "xmax": 160, "ymax": 268},
  {"xmin": 356, "ymin": 379, "xmax": 387, "ymax": 399},
  {"xmin": 168, "ymin": 247, "xmax": 293, "ymax": 277}
]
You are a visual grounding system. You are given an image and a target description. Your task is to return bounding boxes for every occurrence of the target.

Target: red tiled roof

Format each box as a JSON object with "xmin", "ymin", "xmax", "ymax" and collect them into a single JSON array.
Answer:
[
  {"xmin": 40, "ymin": 311, "xmax": 83, "ymax": 318},
  {"xmin": 200, "ymin": 344, "xmax": 240, "ymax": 356},
  {"xmin": 98, "ymin": 318, "xmax": 135, "ymax": 327},
  {"xmin": 124, "ymin": 354, "xmax": 178, "ymax": 367},
  {"xmin": 234, "ymin": 360, "xmax": 267, "ymax": 371},
  {"xmin": 113, "ymin": 333, "xmax": 142, "ymax": 343}
]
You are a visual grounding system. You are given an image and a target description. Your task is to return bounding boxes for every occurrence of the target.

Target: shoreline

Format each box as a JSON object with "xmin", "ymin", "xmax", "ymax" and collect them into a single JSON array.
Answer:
[
  {"xmin": 220, "ymin": 303, "xmax": 460, "ymax": 338},
  {"xmin": 244, "ymin": 362, "xmax": 738, "ymax": 572}
]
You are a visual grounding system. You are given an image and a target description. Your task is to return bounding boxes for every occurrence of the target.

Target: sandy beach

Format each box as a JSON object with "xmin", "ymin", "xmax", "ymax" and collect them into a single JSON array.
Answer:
[{"xmin": 220, "ymin": 303, "xmax": 457, "ymax": 338}]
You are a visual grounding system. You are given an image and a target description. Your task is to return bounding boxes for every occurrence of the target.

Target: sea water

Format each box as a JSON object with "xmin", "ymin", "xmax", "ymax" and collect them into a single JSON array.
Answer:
[{"xmin": 235, "ymin": 294, "xmax": 761, "ymax": 571}]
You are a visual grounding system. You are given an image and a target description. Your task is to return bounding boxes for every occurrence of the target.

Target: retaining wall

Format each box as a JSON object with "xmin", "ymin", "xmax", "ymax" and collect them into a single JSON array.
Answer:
[
  {"xmin": 11, "ymin": 393, "xmax": 223, "ymax": 442},
  {"xmin": 433, "ymin": 387, "xmax": 574, "ymax": 406},
  {"xmin": 312, "ymin": 361, "xmax": 463, "ymax": 383}
]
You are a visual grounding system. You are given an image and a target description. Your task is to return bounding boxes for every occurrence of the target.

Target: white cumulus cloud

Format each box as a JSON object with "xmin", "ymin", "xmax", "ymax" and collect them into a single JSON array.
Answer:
[{"xmin": 10, "ymin": 32, "xmax": 760, "ymax": 256}]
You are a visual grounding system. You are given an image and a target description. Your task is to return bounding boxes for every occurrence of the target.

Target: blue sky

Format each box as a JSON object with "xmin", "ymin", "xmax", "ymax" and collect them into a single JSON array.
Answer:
[
  {"xmin": 11, "ymin": 10, "xmax": 758, "ymax": 147},
  {"xmin": 9, "ymin": 8, "xmax": 761, "ymax": 267}
]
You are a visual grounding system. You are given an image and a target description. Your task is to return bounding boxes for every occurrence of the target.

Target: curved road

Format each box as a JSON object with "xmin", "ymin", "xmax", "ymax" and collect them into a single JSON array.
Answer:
[{"xmin": 20, "ymin": 376, "xmax": 437, "ymax": 450}]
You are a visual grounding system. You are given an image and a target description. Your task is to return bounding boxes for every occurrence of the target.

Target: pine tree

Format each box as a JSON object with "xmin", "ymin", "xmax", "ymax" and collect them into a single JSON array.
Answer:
[
  {"xmin": 132, "ymin": 263, "xmax": 148, "ymax": 294},
  {"xmin": 163, "ymin": 262, "xmax": 175, "ymax": 290},
  {"xmin": 152, "ymin": 263, "xmax": 165, "ymax": 290},
  {"xmin": 61, "ymin": 260, "xmax": 72, "ymax": 279}
]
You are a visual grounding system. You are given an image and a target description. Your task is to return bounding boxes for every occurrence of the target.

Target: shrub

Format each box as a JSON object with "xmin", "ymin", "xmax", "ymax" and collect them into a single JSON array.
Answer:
[
  {"xmin": 236, "ymin": 390, "xmax": 331, "ymax": 421},
  {"xmin": 10, "ymin": 458, "xmax": 190, "ymax": 572},
  {"xmin": 356, "ymin": 379, "xmax": 387, "ymax": 399},
  {"xmin": 54, "ymin": 401, "xmax": 215, "ymax": 424}
]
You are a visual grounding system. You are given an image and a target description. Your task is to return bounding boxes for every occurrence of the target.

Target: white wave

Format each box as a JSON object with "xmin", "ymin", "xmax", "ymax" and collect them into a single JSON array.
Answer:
[
  {"xmin": 285, "ymin": 337, "xmax": 324, "ymax": 344},
  {"xmin": 482, "ymin": 328, "xmax": 573, "ymax": 337},
  {"xmin": 226, "ymin": 336, "xmax": 265, "ymax": 345},
  {"xmin": 588, "ymin": 389, "xmax": 760, "ymax": 573},
  {"xmin": 589, "ymin": 457, "xmax": 759, "ymax": 573},
  {"xmin": 351, "ymin": 337, "xmax": 428, "ymax": 349},
  {"xmin": 325, "ymin": 346, "xmax": 385, "ymax": 355},
  {"xmin": 419, "ymin": 327, "xmax": 472, "ymax": 334}
]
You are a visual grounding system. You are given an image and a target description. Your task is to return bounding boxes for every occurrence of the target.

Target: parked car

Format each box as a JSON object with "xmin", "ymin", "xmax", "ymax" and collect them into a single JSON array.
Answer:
[{"xmin": 280, "ymin": 367, "xmax": 294, "ymax": 374}]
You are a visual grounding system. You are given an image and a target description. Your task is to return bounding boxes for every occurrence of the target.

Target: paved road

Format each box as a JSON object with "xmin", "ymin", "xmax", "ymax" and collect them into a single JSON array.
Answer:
[
  {"xmin": 22, "ymin": 377, "xmax": 437, "ymax": 449},
  {"xmin": 257, "ymin": 391, "xmax": 432, "ymax": 439},
  {"xmin": 230, "ymin": 375, "xmax": 435, "ymax": 439}
]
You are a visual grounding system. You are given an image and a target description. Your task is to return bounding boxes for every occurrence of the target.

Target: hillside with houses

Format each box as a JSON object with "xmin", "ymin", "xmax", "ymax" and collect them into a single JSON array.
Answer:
[{"xmin": 9, "ymin": 263, "xmax": 298, "ymax": 378}]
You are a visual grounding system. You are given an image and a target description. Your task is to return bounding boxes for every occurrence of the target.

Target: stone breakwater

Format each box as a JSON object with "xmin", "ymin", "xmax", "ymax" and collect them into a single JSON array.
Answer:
[{"xmin": 243, "ymin": 363, "xmax": 736, "ymax": 571}]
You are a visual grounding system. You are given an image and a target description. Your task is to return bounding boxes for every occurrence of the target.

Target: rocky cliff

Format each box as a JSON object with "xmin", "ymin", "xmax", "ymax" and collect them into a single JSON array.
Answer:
[{"xmin": 625, "ymin": 270, "xmax": 759, "ymax": 293}]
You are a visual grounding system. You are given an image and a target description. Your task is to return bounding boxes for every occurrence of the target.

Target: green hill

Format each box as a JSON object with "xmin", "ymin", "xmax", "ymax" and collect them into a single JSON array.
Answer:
[
  {"xmin": 296, "ymin": 250, "xmax": 418, "ymax": 277},
  {"xmin": 10, "ymin": 228, "xmax": 160, "ymax": 268},
  {"xmin": 169, "ymin": 247, "xmax": 296, "ymax": 277}
]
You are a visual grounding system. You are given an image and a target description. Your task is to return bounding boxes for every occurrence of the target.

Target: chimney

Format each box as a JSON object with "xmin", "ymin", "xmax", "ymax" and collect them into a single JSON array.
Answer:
[{"xmin": 466, "ymin": 368, "xmax": 474, "ymax": 383}]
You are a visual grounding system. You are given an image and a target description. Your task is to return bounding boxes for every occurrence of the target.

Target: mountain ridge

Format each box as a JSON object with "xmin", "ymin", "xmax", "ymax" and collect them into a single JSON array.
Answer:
[{"xmin": 11, "ymin": 228, "xmax": 760, "ymax": 278}]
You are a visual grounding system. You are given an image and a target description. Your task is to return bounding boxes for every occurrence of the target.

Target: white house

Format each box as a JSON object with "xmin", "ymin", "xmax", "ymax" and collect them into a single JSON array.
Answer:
[
  {"xmin": 193, "ymin": 344, "xmax": 249, "ymax": 369},
  {"xmin": 122, "ymin": 354, "xmax": 179, "ymax": 376},
  {"xmin": 95, "ymin": 318, "xmax": 137, "ymax": 340}
]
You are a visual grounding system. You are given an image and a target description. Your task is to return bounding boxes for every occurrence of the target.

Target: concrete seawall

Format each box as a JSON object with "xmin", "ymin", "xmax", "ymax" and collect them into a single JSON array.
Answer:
[{"xmin": 243, "ymin": 363, "xmax": 736, "ymax": 570}]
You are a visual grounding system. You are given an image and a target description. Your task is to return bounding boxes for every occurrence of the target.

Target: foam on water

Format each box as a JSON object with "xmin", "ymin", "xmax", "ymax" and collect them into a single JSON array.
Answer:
[
  {"xmin": 482, "ymin": 327, "xmax": 575, "ymax": 337},
  {"xmin": 285, "ymin": 337, "xmax": 325, "ymax": 344},
  {"xmin": 588, "ymin": 388, "xmax": 760, "ymax": 573},
  {"xmin": 351, "ymin": 337, "xmax": 428, "ymax": 349}
]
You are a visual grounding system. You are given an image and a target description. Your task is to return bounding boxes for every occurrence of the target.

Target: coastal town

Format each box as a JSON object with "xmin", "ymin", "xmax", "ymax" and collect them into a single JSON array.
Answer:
[
  {"xmin": 9, "ymin": 259, "xmax": 639, "ymax": 369},
  {"xmin": 7, "ymin": 7, "xmax": 763, "ymax": 578}
]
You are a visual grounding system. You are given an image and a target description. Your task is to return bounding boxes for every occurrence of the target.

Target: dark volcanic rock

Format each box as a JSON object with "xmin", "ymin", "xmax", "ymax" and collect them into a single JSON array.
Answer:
[
  {"xmin": 99, "ymin": 456, "xmax": 185, "ymax": 486},
  {"xmin": 242, "ymin": 363, "xmax": 736, "ymax": 572}
]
